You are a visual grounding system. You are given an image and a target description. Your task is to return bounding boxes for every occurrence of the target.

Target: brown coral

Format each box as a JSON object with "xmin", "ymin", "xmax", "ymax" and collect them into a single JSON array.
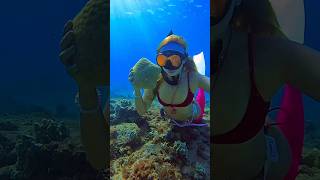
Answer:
[
  {"xmin": 122, "ymin": 159, "xmax": 159, "ymax": 180},
  {"xmin": 158, "ymin": 162, "xmax": 182, "ymax": 180},
  {"xmin": 122, "ymin": 159, "xmax": 182, "ymax": 180}
]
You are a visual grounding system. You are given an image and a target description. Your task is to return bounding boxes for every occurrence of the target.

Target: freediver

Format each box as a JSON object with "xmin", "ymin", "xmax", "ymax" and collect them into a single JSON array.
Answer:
[
  {"xmin": 128, "ymin": 32, "xmax": 210, "ymax": 127},
  {"xmin": 212, "ymin": 0, "xmax": 320, "ymax": 179}
]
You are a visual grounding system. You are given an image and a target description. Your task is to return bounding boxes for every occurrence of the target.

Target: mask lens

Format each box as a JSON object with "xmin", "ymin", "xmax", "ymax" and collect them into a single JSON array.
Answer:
[
  {"xmin": 168, "ymin": 55, "xmax": 181, "ymax": 67},
  {"xmin": 157, "ymin": 54, "xmax": 167, "ymax": 67}
]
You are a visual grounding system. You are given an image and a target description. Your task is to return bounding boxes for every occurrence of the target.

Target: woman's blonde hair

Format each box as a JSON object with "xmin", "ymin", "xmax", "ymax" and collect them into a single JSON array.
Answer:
[
  {"xmin": 184, "ymin": 56, "xmax": 198, "ymax": 72},
  {"xmin": 231, "ymin": 0, "xmax": 286, "ymax": 38},
  {"xmin": 154, "ymin": 32, "xmax": 198, "ymax": 92}
]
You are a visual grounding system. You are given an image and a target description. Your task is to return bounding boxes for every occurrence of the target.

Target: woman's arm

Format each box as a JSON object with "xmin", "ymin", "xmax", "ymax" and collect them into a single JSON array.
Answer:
[
  {"xmin": 197, "ymin": 72, "xmax": 210, "ymax": 92},
  {"xmin": 280, "ymin": 40, "xmax": 320, "ymax": 101},
  {"xmin": 134, "ymin": 88, "xmax": 155, "ymax": 115},
  {"xmin": 60, "ymin": 21, "xmax": 107, "ymax": 170},
  {"xmin": 257, "ymin": 36, "xmax": 320, "ymax": 101},
  {"xmin": 78, "ymin": 87, "xmax": 108, "ymax": 170}
]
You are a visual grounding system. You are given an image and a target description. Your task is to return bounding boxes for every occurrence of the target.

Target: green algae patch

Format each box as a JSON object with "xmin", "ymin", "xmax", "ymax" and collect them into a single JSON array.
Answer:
[
  {"xmin": 131, "ymin": 58, "xmax": 161, "ymax": 89},
  {"xmin": 113, "ymin": 123, "xmax": 140, "ymax": 146},
  {"xmin": 73, "ymin": 0, "xmax": 108, "ymax": 86}
]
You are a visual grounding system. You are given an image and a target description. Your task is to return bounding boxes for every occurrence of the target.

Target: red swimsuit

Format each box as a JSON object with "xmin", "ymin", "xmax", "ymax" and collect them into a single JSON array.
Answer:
[
  {"xmin": 213, "ymin": 33, "xmax": 271, "ymax": 144},
  {"xmin": 156, "ymin": 72, "xmax": 194, "ymax": 108}
]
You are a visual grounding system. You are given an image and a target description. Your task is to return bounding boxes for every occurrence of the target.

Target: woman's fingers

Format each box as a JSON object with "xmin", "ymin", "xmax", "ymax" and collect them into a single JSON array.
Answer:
[
  {"xmin": 60, "ymin": 30, "xmax": 75, "ymax": 50},
  {"xmin": 63, "ymin": 20, "xmax": 73, "ymax": 35},
  {"xmin": 128, "ymin": 70, "xmax": 135, "ymax": 83},
  {"xmin": 60, "ymin": 45, "xmax": 76, "ymax": 66}
]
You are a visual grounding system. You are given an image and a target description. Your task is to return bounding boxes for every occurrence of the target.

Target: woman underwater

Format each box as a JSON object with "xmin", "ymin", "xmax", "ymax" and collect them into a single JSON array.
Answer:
[
  {"xmin": 58, "ymin": 0, "xmax": 320, "ymax": 178},
  {"xmin": 129, "ymin": 32, "xmax": 210, "ymax": 126},
  {"xmin": 212, "ymin": 0, "xmax": 320, "ymax": 179}
]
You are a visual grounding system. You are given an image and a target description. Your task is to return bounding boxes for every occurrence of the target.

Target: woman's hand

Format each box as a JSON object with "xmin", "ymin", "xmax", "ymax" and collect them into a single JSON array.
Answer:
[
  {"xmin": 59, "ymin": 20, "xmax": 95, "ymax": 88},
  {"xmin": 128, "ymin": 68, "xmax": 137, "ymax": 87},
  {"xmin": 128, "ymin": 68, "xmax": 142, "ymax": 94}
]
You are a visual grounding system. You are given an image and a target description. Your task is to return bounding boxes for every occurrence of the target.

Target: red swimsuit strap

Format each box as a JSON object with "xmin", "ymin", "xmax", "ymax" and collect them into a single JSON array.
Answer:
[
  {"xmin": 213, "ymin": 33, "xmax": 270, "ymax": 144},
  {"xmin": 157, "ymin": 72, "xmax": 194, "ymax": 107}
]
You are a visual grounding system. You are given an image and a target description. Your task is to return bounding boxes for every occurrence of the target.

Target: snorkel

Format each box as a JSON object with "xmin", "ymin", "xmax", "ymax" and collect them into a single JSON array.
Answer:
[{"xmin": 212, "ymin": 0, "xmax": 242, "ymax": 42}]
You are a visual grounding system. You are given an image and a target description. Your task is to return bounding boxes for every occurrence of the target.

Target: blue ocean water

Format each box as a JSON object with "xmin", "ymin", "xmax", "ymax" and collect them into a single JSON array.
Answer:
[
  {"xmin": 0, "ymin": 1, "xmax": 87, "ymax": 115},
  {"xmin": 0, "ymin": 0, "xmax": 318, "ymax": 119},
  {"xmin": 303, "ymin": 1, "xmax": 320, "ymax": 121},
  {"xmin": 110, "ymin": 0, "xmax": 210, "ymax": 96}
]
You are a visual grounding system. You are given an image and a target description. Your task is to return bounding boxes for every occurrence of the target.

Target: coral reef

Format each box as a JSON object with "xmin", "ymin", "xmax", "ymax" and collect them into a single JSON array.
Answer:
[
  {"xmin": 112, "ymin": 123, "xmax": 140, "ymax": 146},
  {"xmin": 297, "ymin": 120, "xmax": 320, "ymax": 179},
  {"xmin": 0, "ymin": 113, "xmax": 104, "ymax": 180},
  {"xmin": 173, "ymin": 140, "xmax": 188, "ymax": 158},
  {"xmin": 0, "ymin": 121, "xmax": 18, "ymax": 131},
  {"xmin": 110, "ymin": 99, "xmax": 144, "ymax": 125},
  {"xmin": 11, "ymin": 135, "xmax": 99, "ymax": 180},
  {"xmin": 194, "ymin": 162, "xmax": 207, "ymax": 180},
  {"xmin": 33, "ymin": 118, "xmax": 70, "ymax": 144},
  {"xmin": 0, "ymin": 133, "xmax": 16, "ymax": 168},
  {"xmin": 122, "ymin": 159, "xmax": 182, "ymax": 180},
  {"xmin": 110, "ymin": 123, "xmax": 141, "ymax": 159},
  {"xmin": 110, "ymin": 98, "xmax": 211, "ymax": 180}
]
